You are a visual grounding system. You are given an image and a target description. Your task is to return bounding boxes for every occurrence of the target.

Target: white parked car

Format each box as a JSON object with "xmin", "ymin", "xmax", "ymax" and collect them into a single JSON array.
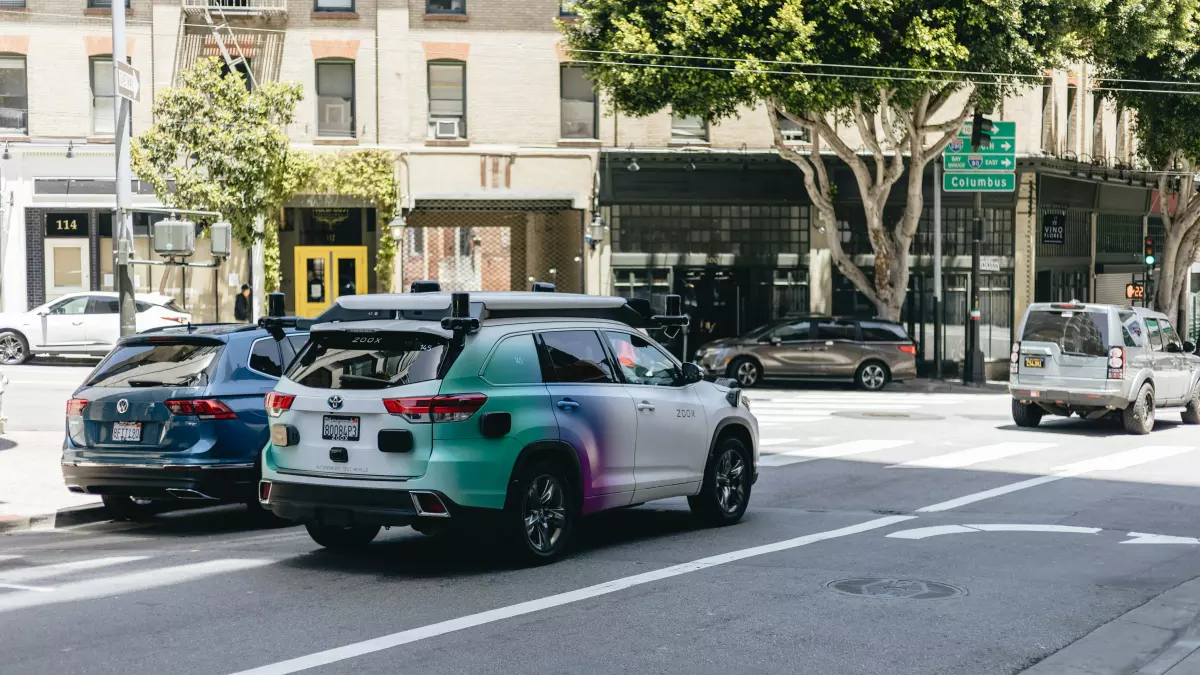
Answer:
[{"xmin": 0, "ymin": 292, "xmax": 192, "ymax": 365}]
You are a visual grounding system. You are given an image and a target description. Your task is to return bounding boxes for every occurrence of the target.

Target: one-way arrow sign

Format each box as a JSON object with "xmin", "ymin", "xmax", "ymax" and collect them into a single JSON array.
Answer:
[{"xmin": 115, "ymin": 61, "xmax": 140, "ymax": 102}]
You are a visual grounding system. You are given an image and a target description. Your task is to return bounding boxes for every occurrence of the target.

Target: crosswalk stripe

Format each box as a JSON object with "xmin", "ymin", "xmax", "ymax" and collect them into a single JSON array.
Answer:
[
  {"xmin": 889, "ymin": 442, "xmax": 1057, "ymax": 470},
  {"xmin": 761, "ymin": 438, "xmax": 800, "ymax": 447},
  {"xmin": 0, "ymin": 559, "xmax": 275, "ymax": 614},
  {"xmin": 0, "ymin": 556, "xmax": 23, "ymax": 563},
  {"xmin": 0, "ymin": 556, "xmax": 149, "ymax": 584},
  {"xmin": 759, "ymin": 439, "xmax": 913, "ymax": 467}
]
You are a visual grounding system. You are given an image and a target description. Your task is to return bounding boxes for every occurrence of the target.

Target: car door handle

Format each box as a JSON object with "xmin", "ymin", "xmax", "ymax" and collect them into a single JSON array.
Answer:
[
  {"xmin": 556, "ymin": 399, "xmax": 580, "ymax": 411},
  {"xmin": 636, "ymin": 401, "xmax": 656, "ymax": 412},
  {"xmin": 72, "ymin": 321, "xmax": 84, "ymax": 326}
]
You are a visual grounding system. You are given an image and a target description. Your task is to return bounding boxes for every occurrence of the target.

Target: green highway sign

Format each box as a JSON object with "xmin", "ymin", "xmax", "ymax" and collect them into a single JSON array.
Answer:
[
  {"xmin": 959, "ymin": 120, "xmax": 1016, "ymax": 138},
  {"xmin": 944, "ymin": 119, "xmax": 1017, "ymax": 178},
  {"xmin": 943, "ymin": 172, "xmax": 1016, "ymax": 192},
  {"xmin": 943, "ymin": 155, "xmax": 1015, "ymax": 171}
]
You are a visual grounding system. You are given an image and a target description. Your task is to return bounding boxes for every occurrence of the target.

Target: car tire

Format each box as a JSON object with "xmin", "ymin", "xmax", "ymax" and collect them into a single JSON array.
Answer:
[
  {"xmin": 1123, "ymin": 383, "xmax": 1156, "ymax": 435},
  {"xmin": 305, "ymin": 522, "xmax": 380, "ymax": 550},
  {"xmin": 728, "ymin": 357, "xmax": 762, "ymax": 388},
  {"xmin": 855, "ymin": 361, "xmax": 890, "ymax": 391},
  {"xmin": 688, "ymin": 436, "xmax": 752, "ymax": 526},
  {"xmin": 101, "ymin": 494, "xmax": 159, "ymax": 521},
  {"xmin": 1011, "ymin": 400, "xmax": 1043, "ymax": 428},
  {"xmin": 1182, "ymin": 383, "xmax": 1200, "ymax": 425},
  {"xmin": 505, "ymin": 460, "xmax": 575, "ymax": 565},
  {"xmin": 0, "ymin": 331, "xmax": 30, "ymax": 366}
]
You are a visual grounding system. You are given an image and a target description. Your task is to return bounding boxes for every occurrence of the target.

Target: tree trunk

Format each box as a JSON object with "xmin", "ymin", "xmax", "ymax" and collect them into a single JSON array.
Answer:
[{"xmin": 1153, "ymin": 169, "xmax": 1200, "ymax": 322}]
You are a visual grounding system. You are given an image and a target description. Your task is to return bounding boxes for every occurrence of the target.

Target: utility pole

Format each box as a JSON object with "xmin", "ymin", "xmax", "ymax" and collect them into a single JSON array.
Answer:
[
  {"xmin": 112, "ymin": 0, "xmax": 135, "ymax": 336},
  {"xmin": 966, "ymin": 191, "xmax": 986, "ymax": 384},
  {"xmin": 933, "ymin": 162, "xmax": 943, "ymax": 379}
]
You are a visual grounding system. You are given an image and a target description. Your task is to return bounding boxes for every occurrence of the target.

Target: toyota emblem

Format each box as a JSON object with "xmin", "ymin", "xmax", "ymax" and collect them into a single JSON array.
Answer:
[
  {"xmin": 327, "ymin": 395, "xmax": 344, "ymax": 411},
  {"xmin": 116, "ymin": 399, "xmax": 129, "ymax": 414}
]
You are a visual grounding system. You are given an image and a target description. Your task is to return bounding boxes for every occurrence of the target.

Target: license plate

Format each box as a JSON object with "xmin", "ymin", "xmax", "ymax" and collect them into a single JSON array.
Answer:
[
  {"xmin": 112, "ymin": 421, "xmax": 142, "ymax": 442},
  {"xmin": 322, "ymin": 415, "xmax": 360, "ymax": 442},
  {"xmin": 1024, "ymin": 356, "xmax": 1045, "ymax": 368}
]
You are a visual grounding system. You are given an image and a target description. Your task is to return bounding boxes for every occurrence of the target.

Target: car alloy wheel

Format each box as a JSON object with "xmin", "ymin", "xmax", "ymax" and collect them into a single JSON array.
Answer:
[
  {"xmin": 0, "ymin": 334, "xmax": 24, "ymax": 365},
  {"xmin": 735, "ymin": 361, "xmax": 759, "ymax": 387},
  {"xmin": 714, "ymin": 447, "xmax": 747, "ymax": 515},
  {"xmin": 523, "ymin": 474, "xmax": 567, "ymax": 553},
  {"xmin": 860, "ymin": 364, "xmax": 886, "ymax": 390}
]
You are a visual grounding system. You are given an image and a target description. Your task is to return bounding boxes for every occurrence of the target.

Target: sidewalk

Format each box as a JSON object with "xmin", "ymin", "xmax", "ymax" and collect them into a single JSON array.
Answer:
[
  {"xmin": 0, "ymin": 430, "xmax": 105, "ymax": 533},
  {"xmin": 1021, "ymin": 576, "xmax": 1200, "ymax": 675}
]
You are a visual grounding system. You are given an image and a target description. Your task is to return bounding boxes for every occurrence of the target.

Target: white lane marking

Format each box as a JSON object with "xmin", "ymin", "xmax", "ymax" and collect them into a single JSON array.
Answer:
[
  {"xmin": 0, "ymin": 556, "xmax": 149, "ymax": 584},
  {"xmin": 0, "ymin": 582, "xmax": 55, "ymax": 592},
  {"xmin": 890, "ymin": 442, "xmax": 1056, "ymax": 470},
  {"xmin": 0, "ymin": 559, "xmax": 274, "ymax": 613},
  {"xmin": 751, "ymin": 404, "xmax": 923, "ymax": 412},
  {"xmin": 967, "ymin": 524, "xmax": 1101, "ymax": 534},
  {"xmin": 759, "ymin": 439, "xmax": 913, "ymax": 467},
  {"xmin": 225, "ymin": 516, "xmax": 915, "ymax": 675},
  {"xmin": 917, "ymin": 445, "xmax": 1197, "ymax": 513},
  {"xmin": 0, "ymin": 555, "xmax": 22, "ymax": 563},
  {"xmin": 888, "ymin": 525, "xmax": 978, "ymax": 540},
  {"xmin": 761, "ymin": 438, "xmax": 800, "ymax": 447},
  {"xmin": 1122, "ymin": 532, "xmax": 1200, "ymax": 545}
]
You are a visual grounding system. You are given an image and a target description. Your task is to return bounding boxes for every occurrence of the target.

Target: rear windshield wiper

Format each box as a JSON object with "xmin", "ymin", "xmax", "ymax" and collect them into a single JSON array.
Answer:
[
  {"xmin": 126, "ymin": 379, "xmax": 167, "ymax": 387},
  {"xmin": 338, "ymin": 374, "xmax": 390, "ymax": 388},
  {"xmin": 1060, "ymin": 350, "xmax": 1096, "ymax": 357}
]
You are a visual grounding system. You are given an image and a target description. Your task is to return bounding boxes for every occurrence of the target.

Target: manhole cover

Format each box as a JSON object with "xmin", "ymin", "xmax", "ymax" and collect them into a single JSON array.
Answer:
[
  {"xmin": 827, "ymin": 578, "xmax": 965, "ymax": 600},
  {"xmin": 832, "ymin": 411, "xmax": 944, "ymax": 421}
]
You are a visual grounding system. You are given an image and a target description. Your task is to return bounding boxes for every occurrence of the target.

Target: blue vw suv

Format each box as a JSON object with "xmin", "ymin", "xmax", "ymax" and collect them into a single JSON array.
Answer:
[{"xmin": 61, "ymin": 322, "xmax": 308, "ymax": 520}]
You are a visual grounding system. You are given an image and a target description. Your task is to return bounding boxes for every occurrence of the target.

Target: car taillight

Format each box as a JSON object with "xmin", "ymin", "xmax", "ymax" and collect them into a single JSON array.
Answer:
[
  {"xmin": 898, "ymin": 344, "xmax": 917, "ymax": 355},
  {"xmin": 66, "ymin": 398, "xmax": 88, "ymax": 416},
  {"xmin": 1108, "ymin": 346, "xmax": 1125, "ymax": 379},
  {"xmin": 165, "ymin": 398, "xmax": 236, "ymax": 420},
  {"xmin": 1010, "ymin": 342, "xmax": 1020, "ymax": 374},
  {"xmin": 383, "ymin": 394, "xmax": 487, "ymax": 423},
  {"xmin": 265, "ymin": 392, "xmax": 295, "ymax": 418}
]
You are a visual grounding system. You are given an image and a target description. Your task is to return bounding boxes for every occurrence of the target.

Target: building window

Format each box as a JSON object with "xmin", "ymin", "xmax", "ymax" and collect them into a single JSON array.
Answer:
[
  {"xmin": 1065, "ymin": 83, "xmax": 1078, "ymax": 153},
  {"xmin": 559, "ymin": 0, "xmax": 578, "ymax": 15},
  {"xmin": 220, "ymin": 59, "xmax": 253, "ymax": 91},
  {"xmin": 560, "ymin": 65, "xmax": 597, "ymax": 139},
  {"xmin": 0, "ymin": 0, "xmax": 27, "ymax": 8},
  {"xmin": 671, "ymin": 113, "xmax": 708, "ymax": 143},
  {"xmin": 428, "ymin": 60, "xmax": 466, "ymax": 139},
  {"xmin": 1040, "ymin": 77, "xmax": 1054, "ymax": 153},
  {"xmin": 427, "ymin": 0, "xmax": 464, "ymax": 14},
  {"xmin": 91, "ymin": 57, "xmax": 115, "ymax": 136},
  {"xmin": 86, "ymin": 0, "xmax": 131, "ymax": 7},
  {"xmin": 778, "ymin": 113, "xmax": 810, "ymax": 143},
  {"xmin": 456, "ymin": 228, "xmax": 472, "ymax": 257},
  {"xmin": 1092, "ymin": 96, "xmax": 1104, "ymax": 157},
  {"xmin": 0, "ymin": 56, "xmax": 27, "ymax": 135},
  {"xmin": 314, "ymin": 0, "xmax": 353, "ymax": 11},
  {"xmin": 407, "ymin": 228, "xmax": 424, "ymax": 256},
  {"xmin": 316, "ymin": 60, "xmax": 355, "ymax": 138}
]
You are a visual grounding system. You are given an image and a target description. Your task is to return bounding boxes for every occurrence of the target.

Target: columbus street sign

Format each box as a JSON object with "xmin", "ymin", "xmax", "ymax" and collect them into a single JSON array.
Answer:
[{"xmin": 943, "ymin": 172, "xmax": 1016, "ymax": 192}]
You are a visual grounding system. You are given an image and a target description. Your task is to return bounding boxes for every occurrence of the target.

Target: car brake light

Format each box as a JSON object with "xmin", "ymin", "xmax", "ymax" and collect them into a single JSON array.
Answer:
[
  {"xmin": 165, "ymin": 398, "xmax": 236, "ymax": 420},
  {"xmin": 383, "ymin": 394, "xmax": 487, "ymax": 423},
  {"xmin": 898, "ymin": 344, "xmax": 917, "ymax": 355},
  {"xmin": 1010, "ymin": 342, "xmax": 1020, "ymax": 374},
  {"xmin": 1052, "ymin": 303, "xmax": 1085, "ymax": 310},
  {"xmin": 1108, "ymin": 346, "xmax": 1125, "ymax": 379},
  {"xmin": 265, "ymin": 392, "xmax": 295, "ymax": 418},
  {"xmin": 66, "ymin": 398, "xmax": 88, "ymax": 416}
]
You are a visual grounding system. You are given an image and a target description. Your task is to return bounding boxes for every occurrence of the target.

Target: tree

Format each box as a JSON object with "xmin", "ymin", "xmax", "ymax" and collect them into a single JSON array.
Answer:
[
  {"xmin": 1094, "ymin": 0, "xmax": 1200, "ymax": 318},
  {"xmin": 562, "ymin": 0, "xmax": 1103, "ymax": 319},
  {"xmin": 132, "ymin": 57, "xmax": 309, "ymax": 291}
]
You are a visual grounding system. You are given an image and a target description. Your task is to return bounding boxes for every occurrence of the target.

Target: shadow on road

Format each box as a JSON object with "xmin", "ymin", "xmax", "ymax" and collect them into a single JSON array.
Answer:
[{"xmin": 1000, "ymin": 418, "xmax": 1185, "ymax": 437}]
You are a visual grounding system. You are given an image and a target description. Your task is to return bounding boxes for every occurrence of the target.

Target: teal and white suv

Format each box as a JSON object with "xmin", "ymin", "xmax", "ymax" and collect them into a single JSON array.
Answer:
[{"xmin": 259, "ymin": 290, "xmax": 758, "ymax": 563}]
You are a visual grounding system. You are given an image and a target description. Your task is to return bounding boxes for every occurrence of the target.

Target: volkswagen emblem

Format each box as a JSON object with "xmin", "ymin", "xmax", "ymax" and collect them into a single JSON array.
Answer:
[
  {"xmin": 116, "ymin": 399, "xmax": 129, "ymax": 414},
  {"xmin": 327, "ymin": 396, "xmax": 344, "ymax": 411}
]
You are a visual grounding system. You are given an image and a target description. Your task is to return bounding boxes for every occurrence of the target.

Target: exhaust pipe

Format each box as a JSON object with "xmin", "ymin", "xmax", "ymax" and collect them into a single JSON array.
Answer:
[
  {"xmin": 410, "ymin": 491, "xmax": 450, "ymax": 517},
  {"xmin": 66, "ymin": 485, "xmax": 87, "ymax": 494},
  {"xmin": 166, "ymin": 488, "xmax": 217, "ymax": 500}
]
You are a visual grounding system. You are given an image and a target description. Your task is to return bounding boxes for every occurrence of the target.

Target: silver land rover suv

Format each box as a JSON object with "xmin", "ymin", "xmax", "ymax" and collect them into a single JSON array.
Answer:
[{"xmin": 1010, "ymin": 302, "xmax": 1200, "ymax": 434}]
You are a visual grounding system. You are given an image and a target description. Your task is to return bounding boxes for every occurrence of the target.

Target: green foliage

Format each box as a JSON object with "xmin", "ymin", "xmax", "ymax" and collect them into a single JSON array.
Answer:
[
  {"xmin": 561, "ymin": 0, "xmax": 1101, "ymax": 121},
  {"xmin": 132, "ymin": 58, "xmax": 306, "ymax": 247},
  {"xmin": 263, "ymin": 215, "xmax": 281, "ymax": 292},
  {"xmin": 300, "ymin": 149, "xmax": 399, "ymax": 291}
]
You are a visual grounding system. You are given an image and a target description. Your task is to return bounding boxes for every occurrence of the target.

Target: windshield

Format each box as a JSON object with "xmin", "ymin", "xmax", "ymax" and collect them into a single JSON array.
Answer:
[
  {"xmin": 1021, "ymin": 309, "xmax": 1110, "ymax": 357},
  {"xmin": 286, "ymin": 331, "xmax": 448, "ymax": 390},
  {"xmin": 85, "ymin": 341, "xmax": 222, "ymax": 388}
]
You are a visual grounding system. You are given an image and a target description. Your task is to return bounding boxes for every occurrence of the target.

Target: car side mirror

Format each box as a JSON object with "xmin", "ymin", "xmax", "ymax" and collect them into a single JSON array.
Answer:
[
  {"xmin": 1167, "ymin": 342, "xmax": 1182, "ymax": 353},
  {"xmin": 681, "ymin": 362, "xmax": 705, "ymax": 384},
  {"xmin": 768, "ymin": 336, "xmax": 782, "ymax": 345},
  {"xmin": 35, "ymin": 309, "xmax": 48, "ymax": 317},
  {"xmin": 1184, "ymin": 341, "xmax": 1196, "ymax": 354}
]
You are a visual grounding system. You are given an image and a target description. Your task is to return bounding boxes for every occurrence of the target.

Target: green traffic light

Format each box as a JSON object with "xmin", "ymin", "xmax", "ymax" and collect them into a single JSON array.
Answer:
[{"xmin": 1146, "ymin": 255, "xmax": 1156, "ymax": 266}]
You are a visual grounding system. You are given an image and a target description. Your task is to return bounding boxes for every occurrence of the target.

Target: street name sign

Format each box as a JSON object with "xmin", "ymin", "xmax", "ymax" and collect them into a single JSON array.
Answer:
[
  {"xmin": 943, "ymin": 173, "xmax": 1015, "ymax": 192},
  {"xmin": 115, "ymin": 61, "xmax": 140, "ymax": 102}
]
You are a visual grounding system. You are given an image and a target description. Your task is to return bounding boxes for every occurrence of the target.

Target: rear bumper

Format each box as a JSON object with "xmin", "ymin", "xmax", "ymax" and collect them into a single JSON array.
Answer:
[
  {"xmin": 1010, "ymin": 388, "xmax": 1129, "ymax": 410},
  {"xmin": 60, "ymin": 462, "xmax": 257, "ymax": 502},
  {"xmin": 264, "ymin": 481, "xmax": 476, "ymax": 527}
]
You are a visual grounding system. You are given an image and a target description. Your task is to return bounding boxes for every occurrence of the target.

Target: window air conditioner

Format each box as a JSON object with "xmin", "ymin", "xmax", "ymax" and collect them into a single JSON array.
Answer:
[{"xmin": 434, "ymin": 118, "xmax": 461, "ymax": 139}]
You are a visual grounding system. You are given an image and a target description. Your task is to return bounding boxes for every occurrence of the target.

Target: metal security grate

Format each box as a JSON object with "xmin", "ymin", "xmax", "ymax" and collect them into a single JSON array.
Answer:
[{"xmin": 399, "ymin": 209, "xmax": 584, "ymax": 294}]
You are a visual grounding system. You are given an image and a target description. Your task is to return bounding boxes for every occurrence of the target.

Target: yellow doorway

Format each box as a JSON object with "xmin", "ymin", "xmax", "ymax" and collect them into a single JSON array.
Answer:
[{"xmin": 294, "ymin": 246, "xmax": 368, "ymax": 318}]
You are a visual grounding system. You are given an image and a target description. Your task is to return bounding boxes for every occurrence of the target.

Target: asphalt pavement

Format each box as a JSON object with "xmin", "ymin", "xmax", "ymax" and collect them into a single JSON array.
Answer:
[{"xmin": 3, "ymin": 378, "xmax": 1200, "ymax": 674}]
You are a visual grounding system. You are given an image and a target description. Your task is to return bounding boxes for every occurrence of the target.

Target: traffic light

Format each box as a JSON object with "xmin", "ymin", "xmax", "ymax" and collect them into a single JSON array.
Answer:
[
  {"xmin": 1145, "ymin": 236, "xmax": 1156, "ymax": 266},
  {"xmin": 971, "ymin": 112, "xmax": 994, "ymax": 151}
]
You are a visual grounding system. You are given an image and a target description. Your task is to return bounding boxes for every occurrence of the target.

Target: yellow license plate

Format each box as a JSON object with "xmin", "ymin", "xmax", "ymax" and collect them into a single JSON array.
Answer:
[{"xmin": 1024, "ymin": 356, "xmax": 1044, "ymax": 368}]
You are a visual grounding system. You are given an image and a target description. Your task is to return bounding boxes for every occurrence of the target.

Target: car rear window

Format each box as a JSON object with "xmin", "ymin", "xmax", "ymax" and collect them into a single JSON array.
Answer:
[
  {"xmin": 860, "ymin": 321, "xmax": 910, "ymax": 342},
  {"xmin": 286, "ymin": 331, "xmax": 447, "ymax": 390},
  {"xmin": 1021, "ymin": 309, "xmax": 1110, "ymax": 357},
  {"xmin": 85, "ymin": 340, "xmax": 224, "ymax": 388}
]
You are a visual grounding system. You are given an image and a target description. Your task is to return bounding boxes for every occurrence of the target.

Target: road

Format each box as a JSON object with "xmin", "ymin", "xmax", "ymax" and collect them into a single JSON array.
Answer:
[{"xmin": 4, "ymin": 380, "xmax": 1200, "ymax": 674}]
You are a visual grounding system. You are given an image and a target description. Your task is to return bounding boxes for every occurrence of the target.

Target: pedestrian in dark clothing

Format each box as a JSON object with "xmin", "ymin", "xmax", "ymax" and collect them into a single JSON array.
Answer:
[{"xmin": 235, "ymin": 284, "xmax": 251, "ymax": 322}]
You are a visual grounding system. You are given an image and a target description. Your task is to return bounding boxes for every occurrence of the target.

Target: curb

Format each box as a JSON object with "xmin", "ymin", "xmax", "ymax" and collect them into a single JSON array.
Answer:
[
  {"xmin": 1020, "ymin": 576, "xmax": 1200, "ymax": 675},
  {"xmin": 0, "ymin": 503, "xmax": 110, "ymax": 534}
]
